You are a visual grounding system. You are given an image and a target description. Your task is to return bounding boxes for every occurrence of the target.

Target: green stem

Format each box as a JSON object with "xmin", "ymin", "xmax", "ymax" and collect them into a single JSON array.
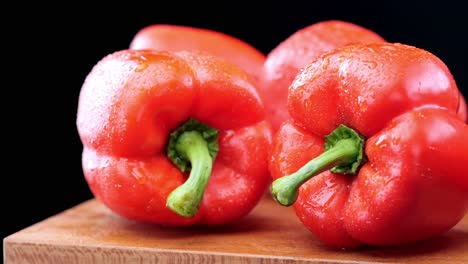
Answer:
[
  {"xmin": 166, "ymin": 131, "xmax": 213, "ymax": 217},
  {"xmin": 166, "ymin": 118, "xmax": 219, "ymax": 218},
  {"xmin": 271, "ymin": 125, "xmax": 365, "ymax": 206}
]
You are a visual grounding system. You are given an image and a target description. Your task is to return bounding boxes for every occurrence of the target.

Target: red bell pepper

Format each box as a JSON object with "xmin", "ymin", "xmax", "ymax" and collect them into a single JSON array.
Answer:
[
  {"xmin": 269, "ymin": 42, "xmax": 468, "ymax": 247},
  {"xmin": 260, "ymin": 20, "xmax": 386, "ymax": 131},
  {"xmin": 129, "ymin": 24, "xmax": 265, "ymax": 85},
  {"xmin": 76, "ymin": 49, "xmax": 271, "ymax": 226}
]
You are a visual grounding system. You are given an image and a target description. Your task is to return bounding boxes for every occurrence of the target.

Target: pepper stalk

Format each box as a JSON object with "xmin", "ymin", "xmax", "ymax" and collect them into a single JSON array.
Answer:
[
  {"xmin": 166, "ymin": 118, "xmax": 219, "ymax": 217},
  {"xmin": 271, "ymin": 125, "xmax": 365, "ymax": 206}
]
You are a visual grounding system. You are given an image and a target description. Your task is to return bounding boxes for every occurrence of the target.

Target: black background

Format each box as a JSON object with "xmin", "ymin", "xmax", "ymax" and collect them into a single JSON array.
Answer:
[{"xmin": 4, "ymin": 0, "xmax": 467, "ymax": 252}]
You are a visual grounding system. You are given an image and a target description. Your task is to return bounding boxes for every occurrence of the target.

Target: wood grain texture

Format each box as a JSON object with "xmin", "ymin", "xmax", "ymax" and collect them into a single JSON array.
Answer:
[{"xmin": 4, "ymin": 198, "xmax": 468, "ymax": 264}]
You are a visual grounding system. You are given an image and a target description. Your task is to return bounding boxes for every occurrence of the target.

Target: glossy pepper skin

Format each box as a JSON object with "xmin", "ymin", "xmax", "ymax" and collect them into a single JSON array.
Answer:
[
  {"xmin": 270, "ymin": 43, "xmax": 468, "ymax": 248},
  {"xmin": 77, "ymin": 49, "xmax": 271, "ymax": 226},
  {"xmin": 260, "ymin": 20, "xmax": 386, "ymax": 132},
  {"xmin": 129, "ymin": 24, "xmax": 265, "ymax": 84}
]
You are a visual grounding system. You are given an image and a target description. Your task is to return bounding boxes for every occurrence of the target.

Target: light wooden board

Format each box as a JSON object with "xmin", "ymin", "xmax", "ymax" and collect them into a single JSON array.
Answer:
[{"xmin": 4, "ymin": 198, "xmax": 468, "ymax": 263}]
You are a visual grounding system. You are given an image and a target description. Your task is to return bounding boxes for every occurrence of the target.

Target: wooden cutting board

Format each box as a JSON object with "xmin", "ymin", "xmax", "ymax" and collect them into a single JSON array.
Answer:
[{"xmin": 4, "ymin": 197, "xmax": 468, "ymax": 263}]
